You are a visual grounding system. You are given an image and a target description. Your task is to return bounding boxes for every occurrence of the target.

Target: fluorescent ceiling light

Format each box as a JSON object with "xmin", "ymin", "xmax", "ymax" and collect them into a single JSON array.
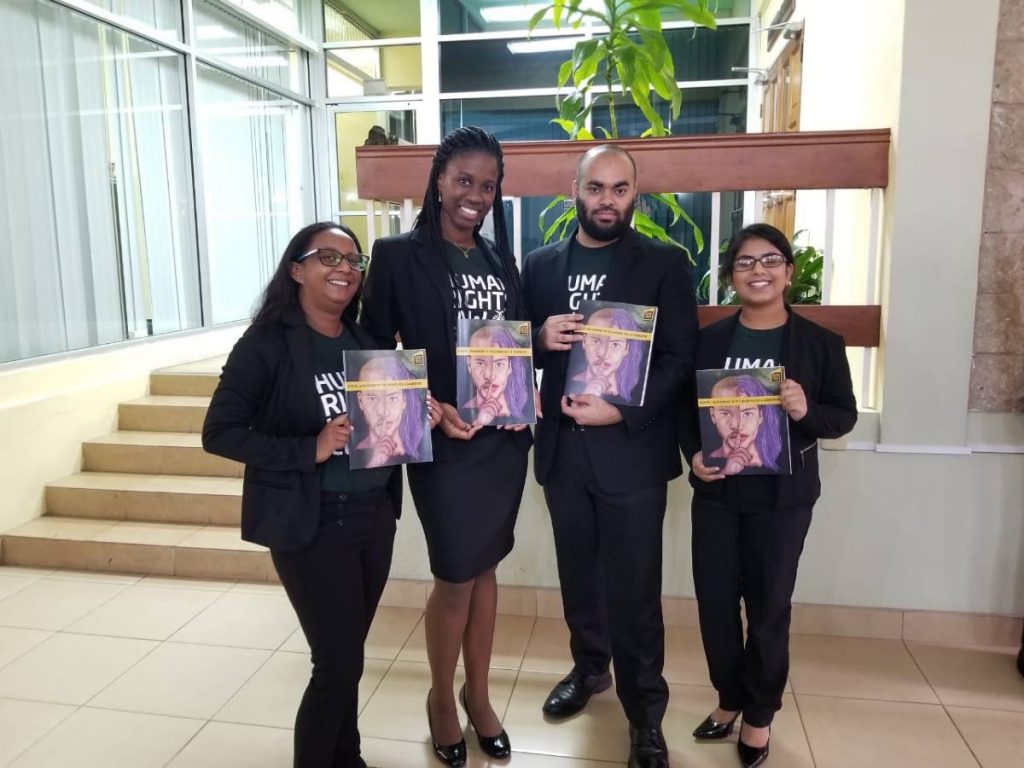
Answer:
[
  {"xmin": 507, "ymin": 37, "xmax": 584, "ymax": 54},
  {"xmin": 480, "ymin": 3, "xmax": 547, "ymax": 22}
]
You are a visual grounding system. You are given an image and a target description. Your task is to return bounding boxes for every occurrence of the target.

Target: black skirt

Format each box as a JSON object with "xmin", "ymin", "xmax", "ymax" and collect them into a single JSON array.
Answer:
[{"xmin": 407, "ymin": 429, "xmax": 528, "ymax": 583}]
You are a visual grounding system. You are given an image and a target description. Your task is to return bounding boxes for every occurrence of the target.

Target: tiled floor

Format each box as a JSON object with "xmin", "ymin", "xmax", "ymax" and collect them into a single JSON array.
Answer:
[{"xmin": 0, "ymin": 566, "xmax": 1021, "ymax": 767}]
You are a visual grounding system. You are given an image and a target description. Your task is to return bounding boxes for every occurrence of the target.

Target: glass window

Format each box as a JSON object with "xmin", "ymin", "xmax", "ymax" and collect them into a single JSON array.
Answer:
[
  {"xmin": 71, "ymin": 0, "xmax": 182, "ymax": 41},
  {"xmin": 326, "ymin": 0, "xmax": 419, "ymax": 41},
  {"xmin": 441, "ymin": 96, "xmax": 567, "ymax": 141},
  {"xmin": 193, "ymin": 0, "xmax": 308, "ymax": 96},
  {"xmin": 0, "ymin": 0, "xmax": 198, "ymax": 363},
  {"xmin": 664, "ymin": 0, "xmax": 751, "ymax": 21},
  {"xmin": 326, "ymin": 45, "xmax": 421, "ymax": 98},
  {"xmin": 196, "ymin": 64, "xmax": 314, "ymax": 324},
  {"xmin": 591, "ymin": 85, "xmax": 748, "ymax": 138},
  {"xmin": 440, "ymin": 0, "xmax": 561, "ymax": 35},
  {"xmin": 440, "ymin": 35, "xmax": 580, "ymax": 92},
  {"xmin": 218, "ymin": 0, "xmax": 315, "ymax": 39},
  {"xmin": 664, "ymin": 25, "xmax": 749, "ymax": 81}
]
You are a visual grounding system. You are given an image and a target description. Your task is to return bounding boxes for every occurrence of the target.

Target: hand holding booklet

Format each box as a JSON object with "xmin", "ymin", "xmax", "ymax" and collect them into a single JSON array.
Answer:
[
  {"xmin": 564, "ymin": 299, "xmax": 657, "ymax": 407},
  {"xmin": 696, "ymin": 366, "xmax": 792, "ymax": 476},
  {"xmin": 456, "ymin": 318, "xmax": 537, "ymax": 427},
  {"xmin": 344, "ymin": 349, "xmax": 433, "ymax": 469}
]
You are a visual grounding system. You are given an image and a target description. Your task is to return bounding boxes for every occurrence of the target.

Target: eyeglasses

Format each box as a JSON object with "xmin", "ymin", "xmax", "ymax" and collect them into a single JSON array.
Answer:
[
  {"xmin": 296, "ymin": 248, "xmax": 370, "ymax": 272},
  {"xmin": 732, "ymin": 253, "xmax": 788, "ymax": 271}
]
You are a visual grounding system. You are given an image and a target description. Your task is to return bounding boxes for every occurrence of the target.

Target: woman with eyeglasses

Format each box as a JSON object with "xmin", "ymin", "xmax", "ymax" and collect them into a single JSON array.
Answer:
[
  {"xmin": 679, "ymin": 223, "xmax": 857, "ymax": 768},
  {"xmin": 203, "ymin": 222, "xmax": 442, "ymax": 768}
]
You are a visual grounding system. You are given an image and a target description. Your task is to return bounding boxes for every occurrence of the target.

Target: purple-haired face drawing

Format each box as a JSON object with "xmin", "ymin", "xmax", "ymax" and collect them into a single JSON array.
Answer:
[
  {"xmin": 355, "ymin": 357, "xmax": 424, "ymax": 467},
  {"xmin": 706, "ymin": 375, "xmax": 784, "ymax": 474},
  {"xmin": 573, "ymin": 308, "xmax": 643, "ymax": 402},
  {"xmin": 463, "ymin": 324, "xmax": 529, "ymax": 425}
]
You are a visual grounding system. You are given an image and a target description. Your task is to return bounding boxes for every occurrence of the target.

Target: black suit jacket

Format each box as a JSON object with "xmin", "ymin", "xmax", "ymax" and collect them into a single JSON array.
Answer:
[
  {"xmin": 522, "ymin": 228, "xmax": 698, "ymax": 493},
  {"xmin": 679, "ymin": 309, "xmax": 858, "ymax": 508},
  {"xmin": 360, "ymin": 228, "xmax": 532, "ymax": 462},
  {"xmin": 202, "ymin": 311, "xmax": 402, "ymax": 552}
]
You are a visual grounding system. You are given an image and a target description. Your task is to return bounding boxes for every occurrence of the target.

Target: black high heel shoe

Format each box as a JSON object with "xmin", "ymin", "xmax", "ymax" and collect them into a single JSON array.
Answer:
[
  {"xmin": 692, "ymin": 711, "xmax": 739, "ymax": 739},
  {"xmin": 459, "ymin": 683, "xmax": 511, "ymax": 759},
  {"xmin": 737, "ymin": 725, "xmax": 770, "ymax": 768},
  {"xmin": 426, "ymin": 689, "xmax": 467, "ymax": 767}
]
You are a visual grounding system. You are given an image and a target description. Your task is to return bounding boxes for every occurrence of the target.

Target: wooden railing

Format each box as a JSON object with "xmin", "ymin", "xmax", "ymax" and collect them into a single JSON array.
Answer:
[{"xmin": 355, "ymin": 130, "xmax": 889, "ymax": 348}]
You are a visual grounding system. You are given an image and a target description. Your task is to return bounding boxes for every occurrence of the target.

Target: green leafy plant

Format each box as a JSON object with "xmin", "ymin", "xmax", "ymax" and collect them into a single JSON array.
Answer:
[
  {"xmin": 528, "ymin": 0, "xmax": 718, "ymax": 261},
  {"xmin": 697, "ymin": 230, "xmax": 824, "ymax": 305}
]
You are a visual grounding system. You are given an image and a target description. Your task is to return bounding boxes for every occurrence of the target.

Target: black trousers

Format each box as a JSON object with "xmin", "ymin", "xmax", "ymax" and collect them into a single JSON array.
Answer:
[
  {"xmin": 691, "ymin": 482, "xmax": 812, "ymax": 728},
  {"xmin": 271, "ymin": 490, "xmax": 396, "ymax": 768},
  {"xmin": 543, "ymin": 424, "xmax": 669, "ymax": 728}
]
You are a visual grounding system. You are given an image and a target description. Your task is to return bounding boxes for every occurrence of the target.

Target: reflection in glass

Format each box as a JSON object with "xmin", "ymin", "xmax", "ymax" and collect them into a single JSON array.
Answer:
[
  {"xmin": 72, "ymin": 0, "xmax": 182, "ymax": 40},
  {"xmin": 326, "ymin": 0, "xmax": 420, "ymax": 41},
  {"xmin": 441, "ymin": 96, "xmax": 566, "ymax": 141},
  {"xmin": 197, "ymin": 65, "xmax": 313, "ymax": 324},
  {"xmin": 217, "ymin": 0, "xmax": 315, "ymax": 38},
  {"xmin": 440, "ymin": 36, "xmax": 580, "ymax": 92},
  {"xmin": 440, "ymin": 0, "xmax": 561, "ymax": 34},
  {"xmin": 194, "ymin": 0, "xmax": 308, "ymax": 95},
  {"xmin": 0, "ymin": 0, "xmax": 198, "ymax": 362},
  {"xmin": 327, "ymin": 45, "xmax": 421, "ymax": 98}
]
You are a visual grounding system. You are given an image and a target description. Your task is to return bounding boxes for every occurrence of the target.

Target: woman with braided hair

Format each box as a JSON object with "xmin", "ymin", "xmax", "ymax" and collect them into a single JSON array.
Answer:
[{"xmin": 361, "ymin": 126, "xmax": 531, "ymax": 766}]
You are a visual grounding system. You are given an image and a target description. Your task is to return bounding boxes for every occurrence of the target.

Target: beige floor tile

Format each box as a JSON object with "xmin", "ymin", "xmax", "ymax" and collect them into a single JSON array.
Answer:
[
  {"xmin": 663, "ymin": 687, "xmax": 814, "ymax": 768},
  {"xmin": 536, "ymin": 587, "xmax": 564, "ymax": 619},
  {"xmin": 46, "ymin": 569, "xmax": 143, "ymax": 584},
  {"xmin": 91, "ymin": 521, "xmax": 202, "ymax": 546},
  {"xmin": 789, "ymin": 635, "xmax": 937, "ymax": 703},
  {"xmin": 367, "ymin": 606, "xmax": 423, "ymax": 660},
  {"xmin": 8, "ymin": 706, "xmax": 202, "ymax": 768},
  {"xmin": 358, "ymin": 661, "xmax": 517, "ymax": 744},
  {"xmin": 903, "ymin": 610, "xmax": 1022, "ymax": 647},
  {"xmin": 179, "ymin": 526, "xmax": 267, "ymax": 552},
  {"xmin": 520, "ymin": 617, "xmax": 574, "ymax": 674},
  {"xmin": 662, "ymin": 596, "xmax": 700, "ymax": 627},
  {"xmin": 500, "ymin": 669, "xmax": 628, "ymax": 762},
  {"xmin": 398, "ymin": 614, "xmax": 534, "ymax": 670},
  {"xmin": 484, "ymin": 753, "xmax": 619, "ymax": 767},
  {"xmin": 907, "ymin": 642, "xmax": 1024, "ymax": 712},
  {"xmin": 796, "ymin": 694, "xmax": 978, "ymax": 768},
  {"xmin": 214, "ymin": 650, "xmax": 309, "ymax": 728},
  {"xmin": 0, "ymin": 627, "xmax": 53, "ymax": 669},
  {"xmin": 0, "ymin": 566, "xmax": 53, "ymax": 579},
  {"xmin": 170, "ymin": 591, "xmax": 299, "ymax": 649},
  {"xmin": 67, "ymin": 585, "xmax": 222, "ymax": 640},
  {"xmin": 0, "ymin": 698, "xmax": 76, "ymax": 767},
  {"xmin": 139, "ymin": 575, "xmax": 235, "ymax": 591},
  {"xmin": 790, "ymin": 603, "xmax": 903, "ymax": 640},
  {"xmin": 174, "ymin": 547, "xmax": 272, "ymax": 582},
  {"xmin": 46, "ymin": 472, "xmax": 147, "ymax": 491},
  {"xmin": 360, "ymin": 736, "xmax": 489, "ymax": 768},
  {"xmin": 497, "ymin": 585, "xmax": 537, "ymax": 616},
  {"xmin": 158, "ymin": 357, "xmax": 226, "ymax": 375},
  {"xmin": 166, "ymin": 721, "xmax": 293, "ymax": 768},
  {"xmin": 0, "ymin": 578, "xmax": 128, "ymax": 630},
  {"xmin": 0, "ymin": 632, "xmax": 156, "ymax": 705},
  {"xmin": 91, "ymin": 641, "xmax": 269, "ymax": 719},
  {"xmin": 663, "ymin": 625, "xmax": 713, "ymax": 687},
  {"xmin": 5, "ymin": 516, "xmax": 117, "ymax": 540},
  {"xmin": 379, "ymin": 578, "xmax": 428, "ymax": 609},
  {"xmin": 946, "ymin": 706, "xmax": 1024, "ymax": 768},
  {"xmin": 0, "ymin": 574, "xmax": 36, "ymax": 601},
  {"xmin": 230, "ymin": 581, "xmax": 286, "ymax": 595},
  {"xmin": 280, "ymin": 627, "xmax": 308, "ymax": 653}
]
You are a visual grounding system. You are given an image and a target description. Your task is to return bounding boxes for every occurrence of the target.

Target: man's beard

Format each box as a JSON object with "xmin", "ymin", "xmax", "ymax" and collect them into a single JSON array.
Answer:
[{"xmin": 575, "ymin": 196, "xmax": 636, "ymax": 243}]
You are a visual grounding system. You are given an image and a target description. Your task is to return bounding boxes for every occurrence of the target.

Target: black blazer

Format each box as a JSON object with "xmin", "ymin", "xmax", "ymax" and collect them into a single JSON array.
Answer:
[
  {"xmin": 360, "ymin": 228, "xmax": 532, "ymax": 462},
  {"xmin": 522, "ymin": 227, "xmax": 698, "ymax": 493},
  {"xmin": 202, "ymin": 310, "xmax": 402, "ymax": 552},
  {"xmin": 679, "ymin": 309, "xmax": 858, "ymax": 508}
]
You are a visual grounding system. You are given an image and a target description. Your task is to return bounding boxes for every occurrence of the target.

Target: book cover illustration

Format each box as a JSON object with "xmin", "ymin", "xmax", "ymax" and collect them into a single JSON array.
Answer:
[
  {"xmin": 696, "ymin": 366, "xmax": 792, "ymax": 476},
  {"xmin": 564, "ymin": 300, "xmax": 658, "ymax": 407},
  {"xmin": 456, "ymin": 318, "xmax": 537, "ymax": 427},
  {"xmin": 343, "ymin": 349, "xmax": 433, "ymax": 470}
]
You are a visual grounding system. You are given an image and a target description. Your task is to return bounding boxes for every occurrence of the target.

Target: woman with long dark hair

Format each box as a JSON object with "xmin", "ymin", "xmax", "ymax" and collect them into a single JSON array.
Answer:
[
  {"xmin": 361, "ymin": 126, "xmax": 531, "ymax": 767},
  {"xmin": 203, "ymin": 222, "xmax": 441, "ymax": 768},
  {"xmin": 680, "ymin": 223, "xmax": 857, "ymax": 767}
]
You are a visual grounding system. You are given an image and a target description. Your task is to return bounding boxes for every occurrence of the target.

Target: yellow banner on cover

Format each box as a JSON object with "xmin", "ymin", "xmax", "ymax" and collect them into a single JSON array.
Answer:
[
  {"xmin": 698, "ymin": 395, "xmax": 782, "ymax": 407},
  {"xmin": 455, "ymin": 347, "xmax": 533, "ymax": 357},
  {"xmin": 346, "ymin": 379, "xmax": 428, "ymax": 392},
  {"xmin": 580, "ymin": 325, "xmax": 653, "ymax": 342}
]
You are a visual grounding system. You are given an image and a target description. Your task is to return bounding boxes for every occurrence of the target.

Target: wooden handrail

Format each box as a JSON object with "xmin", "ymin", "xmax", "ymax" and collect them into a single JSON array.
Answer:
[{"xmin": 355, "ymin": 129, "xmax": 890, "ymax": 200}]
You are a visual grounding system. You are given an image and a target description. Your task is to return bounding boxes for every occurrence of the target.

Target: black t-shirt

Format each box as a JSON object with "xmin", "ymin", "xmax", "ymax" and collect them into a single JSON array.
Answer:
[
  {"xmin": 566, "ymin": 239, "xmax": 615, "ymax": 311},
  {"xmin": 443, "ymin": 241, "xmax": 507, "ymax": 320},
  {"xmin": 723, "ymin": 323, "xmax": 784, "ymax": 371},
  {"xmin": 309, "ymin": 327, "xmax": 393, "ymax": 494}
]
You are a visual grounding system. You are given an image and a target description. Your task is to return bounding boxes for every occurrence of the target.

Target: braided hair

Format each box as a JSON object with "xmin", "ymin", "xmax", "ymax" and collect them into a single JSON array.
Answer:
[{"xmin": 413, "ymin": 126, "xmax": 524, "ymax": 316}]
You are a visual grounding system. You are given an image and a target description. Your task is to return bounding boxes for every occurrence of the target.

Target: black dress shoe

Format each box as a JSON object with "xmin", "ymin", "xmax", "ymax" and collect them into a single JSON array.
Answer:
[
  {"xmin": 458, "ymin": 683, "xmax": 511, "ymax": 758},
  {"xmin": 692, "ymin": 711, "xmax": 739, "ymax": 739},
  {"xmin": 425, "ymin": 690, "xmax": 467, "ymax": 767},
  {"xmin": 737, "ymin": 728, "xmax": 770, "ymax": 768},
  {"xmin": 628, "ymin": 725, "xmax": 669, "ymax": 768},
  {"xmin": 541, "ymin": 669, "xmax": 613, "ymax": 718}
]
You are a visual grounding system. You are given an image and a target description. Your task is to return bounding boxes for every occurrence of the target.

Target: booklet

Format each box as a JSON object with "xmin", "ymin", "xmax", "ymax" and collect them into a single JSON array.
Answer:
[
  {"xmin": 696, "ymin": 366, "xmax": 792, "ymax": 476},
  {"xmin": 564, "ymin": 299, "xmax": 658, "ymax": 407},
  {"xmin": 343, "ymin": 349, "xmax": 433, "ymax": 469},
  {"xmin": 456, "ymin": 318, "xmax": 537, "ymax": 426}
]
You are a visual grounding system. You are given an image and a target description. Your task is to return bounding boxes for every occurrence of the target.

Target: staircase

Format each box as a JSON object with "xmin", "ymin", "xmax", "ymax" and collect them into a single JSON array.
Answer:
[{"xmin": 0, "ymin": 358, "xmax": 276, "ymax": 582}]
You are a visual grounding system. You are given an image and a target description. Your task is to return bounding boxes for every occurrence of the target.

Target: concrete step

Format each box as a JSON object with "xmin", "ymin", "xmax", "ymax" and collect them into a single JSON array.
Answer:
[
  {"xmin": 118, "ymin": 395, "xmax": 211, "ymax": 433},
  {"xmin": 0, "ymin": 516, "xmax": 273, "ymax": 582},
  {"xmin": 46, "ymin": 472, "xmax": 241, "ymax": 526},
  {"xmin": 149, "ymin": 356, "xmax": 225, "ymax": 397},
  {"xmin": 82, "ymin": 432, "xmax": 242, "ymax": 477}
]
